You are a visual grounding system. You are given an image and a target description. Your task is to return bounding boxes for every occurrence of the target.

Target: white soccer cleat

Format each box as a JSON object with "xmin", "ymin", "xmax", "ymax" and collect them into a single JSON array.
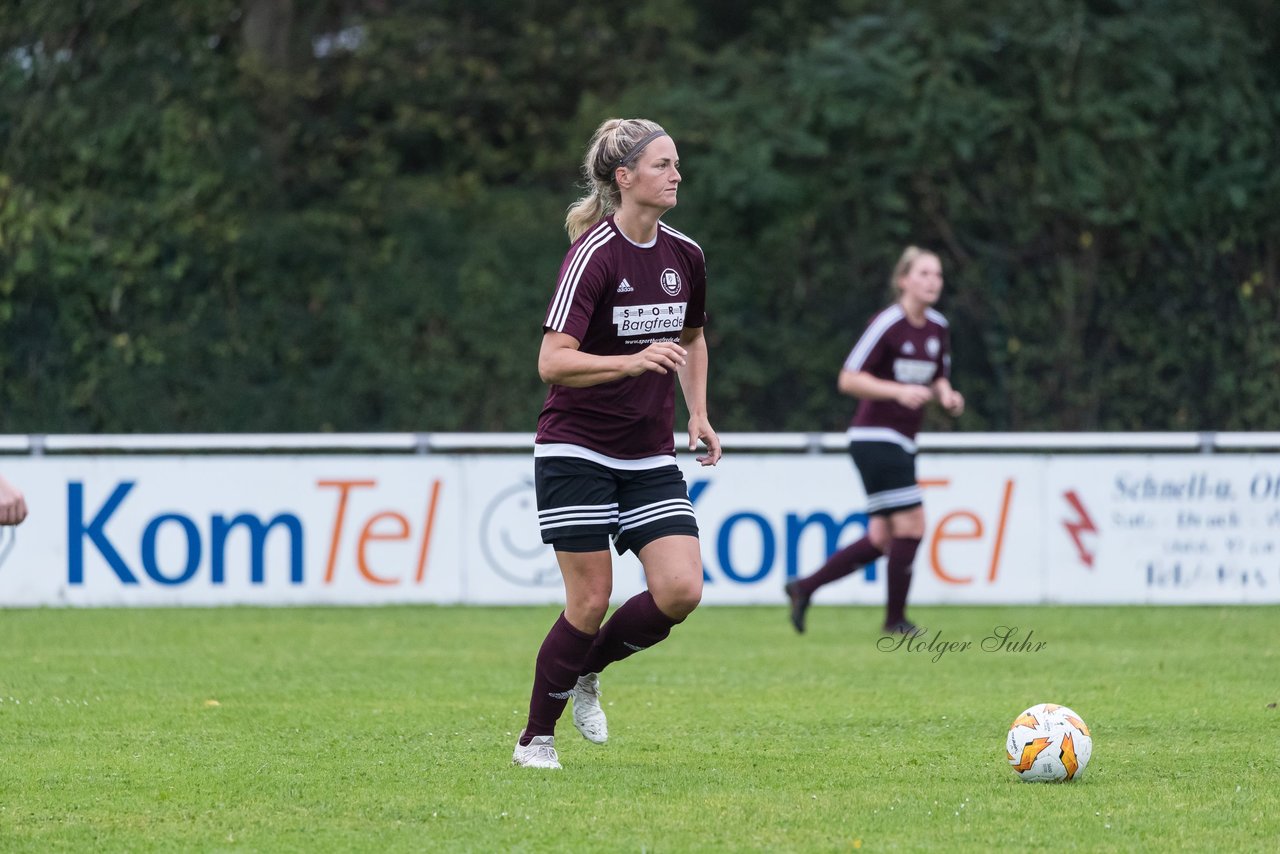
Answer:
[
  {"xmin": 572, "ymin": 673, "xmax": 608, "ymax": 744},
  {"xmin": 512, "ymin": 731, "xmax": 561, "ymax": 769}
]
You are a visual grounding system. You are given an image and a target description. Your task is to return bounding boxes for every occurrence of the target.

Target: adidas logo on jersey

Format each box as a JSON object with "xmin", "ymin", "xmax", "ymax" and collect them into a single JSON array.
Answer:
[{"xmin": 617, "ymin": 279, "xmax": 634, "ymax": 293}]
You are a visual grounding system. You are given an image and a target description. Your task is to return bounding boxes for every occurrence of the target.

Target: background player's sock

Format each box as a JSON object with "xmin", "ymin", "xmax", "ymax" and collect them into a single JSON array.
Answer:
[
  {"xmin": 885, "ymin": 536, "xmax": 922, "ymax": 627},
  {"xmin": 796, "ymin": 535, "xmax": 883, "ymax": 596}
]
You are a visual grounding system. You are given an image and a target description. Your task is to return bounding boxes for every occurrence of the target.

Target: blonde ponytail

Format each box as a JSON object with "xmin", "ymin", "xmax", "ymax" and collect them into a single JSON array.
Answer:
[{"xmin": 565, "ymin": 117, "xmax": 667, "ymax": 242}]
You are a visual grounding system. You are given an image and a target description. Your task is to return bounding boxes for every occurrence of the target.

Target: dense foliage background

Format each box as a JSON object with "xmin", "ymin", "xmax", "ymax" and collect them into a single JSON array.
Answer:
[{"xmin": 2, "ymin": 0, "xmax": 1277, "ymax": 433}]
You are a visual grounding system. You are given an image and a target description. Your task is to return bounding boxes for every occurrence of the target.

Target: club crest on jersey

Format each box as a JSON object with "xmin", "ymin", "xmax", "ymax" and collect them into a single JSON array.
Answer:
[
  {"xmin": 660, "ymin": 268, "xmax": 682, "ymax": 296},
  {"xmin": 926, "ymin": 336, "xmax": 940, "ymax": 358}
]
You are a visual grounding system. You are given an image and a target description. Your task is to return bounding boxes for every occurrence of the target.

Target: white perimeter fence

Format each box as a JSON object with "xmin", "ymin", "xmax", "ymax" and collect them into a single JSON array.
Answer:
[{"xmin": 2, "ymin": 432, "xmax": 1279, "ymax": 607}]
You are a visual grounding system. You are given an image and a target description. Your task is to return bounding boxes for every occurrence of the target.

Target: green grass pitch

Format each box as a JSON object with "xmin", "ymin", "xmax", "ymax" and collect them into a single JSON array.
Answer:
[{"xmin": 1, "ymin": 604, "xmax": 1276, "ymax": 851}]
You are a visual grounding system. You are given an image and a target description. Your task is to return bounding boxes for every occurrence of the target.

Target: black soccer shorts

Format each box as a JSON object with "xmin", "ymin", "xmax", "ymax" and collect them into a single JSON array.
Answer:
[
  {"xmin": 534, "ymin": 456, "xmax": 699, "ymax": 555},
  {"xmin": 849, "ymin": 440, "xmax": 923, "ymax": 516}
]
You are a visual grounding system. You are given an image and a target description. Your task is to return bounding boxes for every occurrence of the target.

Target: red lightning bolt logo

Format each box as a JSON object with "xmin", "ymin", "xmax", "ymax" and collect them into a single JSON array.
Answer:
[{"xmin": 1062, "ymin": 490, "xmax": 1098, "ymax": 569}]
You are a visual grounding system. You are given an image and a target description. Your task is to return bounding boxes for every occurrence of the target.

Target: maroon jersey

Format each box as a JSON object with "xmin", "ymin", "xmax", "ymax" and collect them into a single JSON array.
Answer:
[
  {"xmin": 843, "ymin": 304, "xmax": 951, "ymax": 450},
  {"xmin": 536, "ymin": 216, "xmax": 707, "ymax": 461}
]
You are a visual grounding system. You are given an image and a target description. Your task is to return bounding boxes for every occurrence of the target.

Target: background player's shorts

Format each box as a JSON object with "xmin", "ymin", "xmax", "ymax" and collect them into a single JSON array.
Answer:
[
  {"xmin": 534, "ymin": 457, "xmax": 699, "ymax": 555},
  {"xmin": 849, "ymin": 441, "xmax": 922, "ymax": 516}
]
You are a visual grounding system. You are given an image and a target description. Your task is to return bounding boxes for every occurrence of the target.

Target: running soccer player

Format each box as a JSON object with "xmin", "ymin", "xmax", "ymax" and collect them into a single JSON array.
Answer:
[
  {"xmin": 785, "ymin": 246, "xmax": 963, "ymax": 635},
  {"xmin": 512, "ymin": 118, "xmax": 721, "ymax": 770}
]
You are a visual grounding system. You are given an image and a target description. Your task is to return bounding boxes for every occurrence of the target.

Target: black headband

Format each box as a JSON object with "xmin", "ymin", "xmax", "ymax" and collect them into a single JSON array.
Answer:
[{"xmin": 613, "ymin": 129, "xmax": 668, "ymax": 171}]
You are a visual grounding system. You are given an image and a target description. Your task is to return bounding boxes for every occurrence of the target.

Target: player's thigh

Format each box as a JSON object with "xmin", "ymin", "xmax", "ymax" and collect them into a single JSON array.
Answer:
[
  {"xmin": 888, "ymin": 505, "xmax": 925, "ymax": 539},
  {"xmin": 554, "ymin": 548, "xmax": 614, "ymax": 632},
  {"xmin": 534, "ymin": 456, "xmax": 619, "ymax": 630},
  {"xmin": 866, "ymin": 514, "xmax": 891, "ymax": 550}
]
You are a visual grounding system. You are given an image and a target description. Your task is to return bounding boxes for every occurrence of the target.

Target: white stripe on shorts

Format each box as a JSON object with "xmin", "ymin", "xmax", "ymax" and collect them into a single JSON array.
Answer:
[
  {"xmin": 865, "ymin": 485, "xmax": 923, "ymax": 513},
  {"xmin": 617, "ymin": 498, "xmax": 696, "ymax": 532},
  {"xmin": 618, "ymin": 508, "xmax": 697, "ymax": 534},
  {"xmin": 538, "ymin": 502, "xmax": 618, "ymax": 520},
  {"xmin": 538, "ymin": 503, "xmax": 619, "ymax": 531}
]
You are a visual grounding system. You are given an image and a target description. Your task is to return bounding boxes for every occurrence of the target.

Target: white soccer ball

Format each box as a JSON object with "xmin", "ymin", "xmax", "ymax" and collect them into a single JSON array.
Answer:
[{"xmin": 1005, "ymin": 703, "xmax": 1093, "ymax": 782}]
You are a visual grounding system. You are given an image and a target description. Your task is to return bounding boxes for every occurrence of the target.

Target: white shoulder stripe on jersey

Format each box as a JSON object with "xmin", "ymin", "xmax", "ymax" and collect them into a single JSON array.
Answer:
[
  {"xmin": 844, "ymin": 305, "xmax": 904, "ymax": 372},
  {"xmin": 547, "ymin": 223, "xmax": 613, "ymax": 331},
  {"xmin": 546, "ymin": 222, "xmax": 614, "ymax": 331},
  {"xmin": 658, "ymin": 222, "xmax": 703, "ymax": 255},
  {"xmin": 546, "ymin": 222, "xmax": 608, "ymax": 329},
  {"xmin": 925, "ymin": 308, "xmax": 949, "ymax": 327}
]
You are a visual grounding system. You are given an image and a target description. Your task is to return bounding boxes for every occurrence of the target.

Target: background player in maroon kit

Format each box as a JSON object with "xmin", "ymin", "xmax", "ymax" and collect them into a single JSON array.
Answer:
[
  {"xmin": 0, "ymin": 473, "xmax": 27, "ymax": 526},
  {"xmin": 785, "ymin": 247, "xmax": 963, "ymax": 636},
  {"xmin": 513, "ymin": 118, "xmax": 721, "ymax": 769}
]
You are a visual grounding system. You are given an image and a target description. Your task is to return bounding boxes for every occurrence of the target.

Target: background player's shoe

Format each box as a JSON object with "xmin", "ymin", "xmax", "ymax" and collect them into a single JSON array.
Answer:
[
  {"xmin": 881, "ymin": 618, "xmax": 919, "ymax": 636},
  {"xmin": 512, "ymin": 731, "xmax": 561, "ymax": 769},
  {"xmin": 572, "ymin": 673, "xmax": 608, "ymax": 744},
  {"xmin": 784, "ymin": 580, "xmax": 810, "ymax": 634}
]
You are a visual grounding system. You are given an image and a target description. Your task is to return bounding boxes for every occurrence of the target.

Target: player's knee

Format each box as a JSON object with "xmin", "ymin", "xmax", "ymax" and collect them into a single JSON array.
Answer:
[
  {"xmin": 654, "ymin": 575, "xmax": 702, "ymax": 621},
  {"xmin": 567, "ymin": 590, "xmax": 611, "ymax": 629}
]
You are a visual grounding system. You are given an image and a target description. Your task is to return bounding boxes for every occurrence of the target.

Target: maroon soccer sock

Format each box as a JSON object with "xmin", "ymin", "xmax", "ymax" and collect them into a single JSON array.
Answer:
[
  {"xmin": 521, "ymin": 611, "xmax": 597, "ymax": 743},
  {"xmin": 796, "ymin": 535, "xmax": 883, "ymax": 597},
  {"xmin": 580, "ymin": 590, "xmax": 680, "ymax": 676},
  {"xmin": 885, "ymin": 536, "xmax": 922, "ymax": 625}
]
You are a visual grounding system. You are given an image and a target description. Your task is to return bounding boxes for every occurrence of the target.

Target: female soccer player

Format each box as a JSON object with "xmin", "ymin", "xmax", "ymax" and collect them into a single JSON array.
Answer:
[
  {"xmin": 513, "ymin": 118, "xmax": 721, "ymax": 769},
  {"xmin": 785, "ymin": 246, "xmax": 963, "ymax": 636}
]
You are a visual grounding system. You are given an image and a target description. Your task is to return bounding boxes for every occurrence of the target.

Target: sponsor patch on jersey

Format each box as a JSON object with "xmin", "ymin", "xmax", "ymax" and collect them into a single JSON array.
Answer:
[
  {"xmin": 613, "ymin": 302, "xmax": 686, "ymax": 337},
  {"xmin": 893, "ymin": 357, "xmax": 938, "ymax": 385},
  {"xmin": 660, "ymin": 268, "xmax": 682, "ymax": 296}
]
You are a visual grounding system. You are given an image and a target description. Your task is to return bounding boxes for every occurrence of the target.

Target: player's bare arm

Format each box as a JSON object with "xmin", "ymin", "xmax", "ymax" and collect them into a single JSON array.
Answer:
[
  {"xmin": 838, "ymin": 369, "xmax": 934, "ymax": 409},
  {"xmin": 677, "ymin": 326, "xmax": 721, "ymax": 467},
  {"xmin": 931, "ymin": 377, "xmax": 965, "ymax": 416},
  {"xmin": 538, "ymin": 330, "xmax": 687, "ymax": 387}
]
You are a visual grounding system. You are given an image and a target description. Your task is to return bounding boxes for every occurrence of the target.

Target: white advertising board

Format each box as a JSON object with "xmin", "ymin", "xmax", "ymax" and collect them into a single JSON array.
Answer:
[
  {"xmin": 1, "ymin": 453, "xmax": 1277, "ymax": 606},
  {"xmin": 1045, "ymin": 456, "xmax": 1280, "ymax": 604},
  {"xmin": 0, "ymin": 457, "xmax": 463, "ymax": 606}
]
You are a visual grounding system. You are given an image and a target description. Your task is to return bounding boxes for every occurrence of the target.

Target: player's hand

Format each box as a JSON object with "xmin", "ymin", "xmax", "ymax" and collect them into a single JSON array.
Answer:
[
  {"xmin": 895, "ymin": 384, "xmax": 934, "ymax": 410},
  {"xmin": 687, "ymin": 416, "xmax": 722, "ymax": 467},
  {"xmin": 0, "ymin": 476, "xmax": 27, "ymax": 526},
  {"xmin": 940, "ymin": 389, "xmax": 965, "ymax": 416},
  {"xmin": 624, "ymin": 342, "xmax": 687, "ymax": 376}
]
